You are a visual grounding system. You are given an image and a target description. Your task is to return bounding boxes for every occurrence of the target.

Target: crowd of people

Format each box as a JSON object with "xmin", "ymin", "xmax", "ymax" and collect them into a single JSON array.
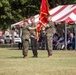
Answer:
[
  {"xmin": 53, "ymin": 32, "xmax": 75, "ymax": 50},
  {"xmin": 0, "ymin": 15, "xmax": 75, "ymax": 58}
]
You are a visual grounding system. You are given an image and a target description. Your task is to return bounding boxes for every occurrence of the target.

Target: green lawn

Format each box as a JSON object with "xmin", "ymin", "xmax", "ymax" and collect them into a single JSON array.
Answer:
[{"xmin": 0, "ymin": 48, "xmax": 76, "ymax": 75}]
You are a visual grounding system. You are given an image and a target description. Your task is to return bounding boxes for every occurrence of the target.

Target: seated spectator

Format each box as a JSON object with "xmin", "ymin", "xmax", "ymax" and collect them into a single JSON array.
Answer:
[
  {"xmin": 67, "ymin": 33, "xmax": 75, "ymax": 50},
  {"xmin": 5, "ymin": 29, "xmax": 10, "ymax": 36},
  {"xmin": 56, "ymin": 33, "xmax": 65, "ymax": 50},
  {"xmin": 38, "ymin": 35, "xmax": 46, "ymax": 50},
  {"xmin": 0, "ymin": 36, "xmax": 4, "ymax": 44},
  {"xmin": 53, "ymin": 33, "xmax": 59, "ymax": 50},
  {"xmin": 53, "ymin": 33, "xmax": 59, "ymax": 44}
]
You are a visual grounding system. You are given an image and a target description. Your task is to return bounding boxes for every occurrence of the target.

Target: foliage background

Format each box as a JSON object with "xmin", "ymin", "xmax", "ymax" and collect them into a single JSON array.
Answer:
[{"xmin": 0, "ymin": 0, "xmax": 76, "ymax": 29}]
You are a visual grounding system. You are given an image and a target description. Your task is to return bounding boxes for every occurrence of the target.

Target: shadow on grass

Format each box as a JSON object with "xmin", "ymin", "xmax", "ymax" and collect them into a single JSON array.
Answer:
[
  {"xmin": 7, "ymin": 56, "xmax": 49, "ymax": 59},
  {"xmin": 6, "ymin": 56, "xmax": 23, "ymax": 59},
  {"xmin": 8, "ymin": 48, "xmax": 21, "ymax": 50}
]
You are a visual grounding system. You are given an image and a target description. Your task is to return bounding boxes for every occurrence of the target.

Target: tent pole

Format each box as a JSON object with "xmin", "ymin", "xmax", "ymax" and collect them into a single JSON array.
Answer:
[
  {"xmin": 65, "ymin": 23, "xmax": 67, "ymax": 50},
  {"xmin": 74, "ymin": 26, "xmax": 76, "ymax": 50}
]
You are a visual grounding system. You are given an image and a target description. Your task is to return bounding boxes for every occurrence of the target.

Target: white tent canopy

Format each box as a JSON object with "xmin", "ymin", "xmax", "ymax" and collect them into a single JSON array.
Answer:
[{"xmin": 11, "ymin": 4, "xmax": 76, "ymax": 28}]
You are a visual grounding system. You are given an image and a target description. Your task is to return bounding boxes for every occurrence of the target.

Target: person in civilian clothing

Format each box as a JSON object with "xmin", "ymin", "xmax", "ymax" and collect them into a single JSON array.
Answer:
[
  {"xmin": 56, "ymin": 33, "xmax": 65, "ymax": 50},
  {"xmin": 18, "ymin": 26, "xmax": 23, "ymax": 50},
  {"xmin": 67, "ymin": 33, "xmax": 75, "ymax": 50}
]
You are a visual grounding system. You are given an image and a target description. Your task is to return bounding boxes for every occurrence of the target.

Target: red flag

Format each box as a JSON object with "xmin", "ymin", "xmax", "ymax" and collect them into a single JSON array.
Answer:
[{"xmin": 37, "ymin": 0, "xmax": 49, "ymax": 33}]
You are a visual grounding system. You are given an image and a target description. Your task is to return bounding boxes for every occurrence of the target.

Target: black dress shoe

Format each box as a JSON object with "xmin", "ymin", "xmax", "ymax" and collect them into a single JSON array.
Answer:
[{"xmin": 32, "ymin": 56, "xmax": 38, "ymax": 58}]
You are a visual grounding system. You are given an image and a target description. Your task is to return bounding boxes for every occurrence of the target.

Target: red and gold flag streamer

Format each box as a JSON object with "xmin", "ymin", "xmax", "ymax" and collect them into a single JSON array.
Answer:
[{"xmin": 37, "ymin": 0, "xmax": 50, "ymax": 33}]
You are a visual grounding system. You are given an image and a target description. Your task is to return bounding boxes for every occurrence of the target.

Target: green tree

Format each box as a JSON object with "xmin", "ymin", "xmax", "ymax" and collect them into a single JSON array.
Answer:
[
  {"xmin": 0, "ymin": 0, "xmax": 12, "ymax": 29},
  {"xmin": 0, "ymin": 0, "xmax": 40, "ymax": 29},
  {"xmin": 0, "ymin": 0, "xmax": 76, "ymax": 29}
]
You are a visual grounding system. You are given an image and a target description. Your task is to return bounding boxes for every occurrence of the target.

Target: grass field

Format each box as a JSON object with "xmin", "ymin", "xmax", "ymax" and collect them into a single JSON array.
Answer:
[{"xmin": 0, "ymin": 48, "xmax": 76, "ymax": 75}]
